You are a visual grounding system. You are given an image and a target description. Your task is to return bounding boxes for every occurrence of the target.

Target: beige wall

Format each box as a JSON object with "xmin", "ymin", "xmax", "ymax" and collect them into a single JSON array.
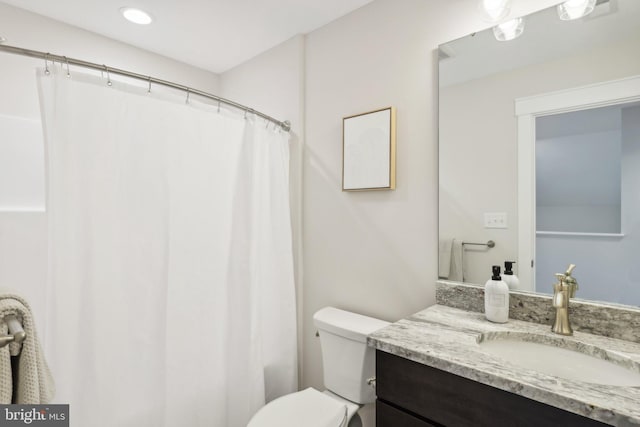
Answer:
[
  {"xmin": 301, "ymin": 2, "xmax": 558, "ymax": 424},
  {"xmin": 303, "ymin": 0, "xmax": 440, "ymax": 389},
  {"xmin": 302, "ymin": 0, "xmax": 562, "ymax": 392}
]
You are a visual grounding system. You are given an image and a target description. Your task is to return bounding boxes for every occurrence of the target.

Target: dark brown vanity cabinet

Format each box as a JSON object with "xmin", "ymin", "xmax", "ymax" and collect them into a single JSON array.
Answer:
[{"xmin": 375, "ymin": 350, "xmax": 609, "ymax": 427}]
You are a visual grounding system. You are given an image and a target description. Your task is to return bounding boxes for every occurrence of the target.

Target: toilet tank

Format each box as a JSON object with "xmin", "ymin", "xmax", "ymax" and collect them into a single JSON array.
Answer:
[{"xmin": 313, "ymin": 307, "xmax": 390, "ymax": 404}]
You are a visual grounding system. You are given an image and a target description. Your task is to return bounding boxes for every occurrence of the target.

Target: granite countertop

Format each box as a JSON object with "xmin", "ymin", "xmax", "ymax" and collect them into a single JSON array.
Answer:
[{"xmin": 368, "ymin": 304, "xmax": 640, "ymax": 426}]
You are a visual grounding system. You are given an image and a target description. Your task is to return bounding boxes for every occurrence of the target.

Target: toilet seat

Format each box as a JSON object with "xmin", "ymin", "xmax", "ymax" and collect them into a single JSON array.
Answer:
[{"xmin": 247, "ymin": 388, "xmax": 349, "ymax": 427}]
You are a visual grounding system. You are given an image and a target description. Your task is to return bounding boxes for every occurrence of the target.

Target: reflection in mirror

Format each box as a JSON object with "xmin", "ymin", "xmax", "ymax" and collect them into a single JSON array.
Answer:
[
  {"xmin": 535, "ymin": 103, "xmax": 640, "ymax": 304},
  {"xmin": 536, "ymin": 105, "xmax": 626, "ymax": 235},
  {"xmin": 438, "ymin": 0, "xmax": 640, "ymax": 306}
]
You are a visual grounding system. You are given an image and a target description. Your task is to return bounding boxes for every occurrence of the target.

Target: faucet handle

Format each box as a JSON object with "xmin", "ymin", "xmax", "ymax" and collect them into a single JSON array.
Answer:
[
  {"xmin": 565, "ymin": 264, "xmax": 576, "ymax": 277},
  {"xmin": 554, "ymin": 265, "xmax": 578, "ymax": 289},
  {"xmin": 562, "ymin": 264, "xmax": 578, "ymax": 297},
  {"xmin": 564, "ymin": 264, "xmax": 577, "ymax": 284}
]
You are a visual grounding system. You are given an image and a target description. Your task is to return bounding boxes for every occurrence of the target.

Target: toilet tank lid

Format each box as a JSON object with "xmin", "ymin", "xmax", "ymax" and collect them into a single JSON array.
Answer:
[{"xmin": 313, "ymin": 307, "xmax": 390, "ymax": 343}]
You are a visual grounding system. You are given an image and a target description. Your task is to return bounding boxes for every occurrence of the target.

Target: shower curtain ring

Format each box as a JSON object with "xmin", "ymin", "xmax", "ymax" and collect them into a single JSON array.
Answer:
[
  {"xmin": 44, "ymin": 53, "xmax": 50, "ymax": 75},
  {"xmin": 147, "ymin": 76, "xmax": 152, "ymax": 94},
  {"xmin": 244, "ymin": 109, "xmax": 248, "ymax": 120},
  {"xmin": 104, "ymin": 65, "xmax": 112, "ymax": 86},
  {"xmin": 64, "ymin": 56, "xmax": 71, "ymax": 78},
  {"xmin": 217, "ymin": 100, "xmax": 221, "ymax": 113},
  {"xmin": 185, "ymin": 89, "xmax": 190, "ymax": 104}
]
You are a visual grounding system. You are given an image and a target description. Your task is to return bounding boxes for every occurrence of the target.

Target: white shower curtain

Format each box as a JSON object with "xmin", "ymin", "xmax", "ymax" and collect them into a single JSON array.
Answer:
[{"xmin": 37, "ymin": 70, "xmax": 297, "ymax": 427}]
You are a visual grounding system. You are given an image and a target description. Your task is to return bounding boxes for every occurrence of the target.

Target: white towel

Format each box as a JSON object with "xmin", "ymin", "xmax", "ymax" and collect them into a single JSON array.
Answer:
[
  {"xmin": 449, "ymin": 239, "xmax": 464, "ymax": 282},
  {"xmin": 439, "ymin": 239, "xmax": 464, "ymax": 281},
  {"xmin": 438, "ymin": 239, "xmax": 453, "ymax": 279},
  {"xmin": 0, "ymin": 293, "xmax": 55, "ymax": 404}
]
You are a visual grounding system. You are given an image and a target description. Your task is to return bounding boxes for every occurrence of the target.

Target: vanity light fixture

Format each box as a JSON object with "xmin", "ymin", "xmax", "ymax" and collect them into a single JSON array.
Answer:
[
  {"xmin": 557, "ymin": 0, "xmax": 597, "ymax": 20},
  {"xmin": 493, "ymin": 17, "xmax": 525, "ymax": 41},
  {"xmin": 119, "ymin": 7, "xmax": 153, "ymax": 25},
  {"xmin": 479, "ymin": 0, "xmax": 512, "ymax": 22}
]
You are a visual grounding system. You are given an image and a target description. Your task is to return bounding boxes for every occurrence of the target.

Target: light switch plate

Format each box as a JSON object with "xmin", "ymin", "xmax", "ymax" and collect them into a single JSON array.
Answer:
[{"xmin": 484, "ymin": 212, "xmax": 508, "ymax": 229}]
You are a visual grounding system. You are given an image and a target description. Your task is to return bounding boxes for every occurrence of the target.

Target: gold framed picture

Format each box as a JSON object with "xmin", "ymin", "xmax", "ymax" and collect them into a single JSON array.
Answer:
[{"xmin": 342, "ymin": 107, "xmax": 396, "ymax": 191}]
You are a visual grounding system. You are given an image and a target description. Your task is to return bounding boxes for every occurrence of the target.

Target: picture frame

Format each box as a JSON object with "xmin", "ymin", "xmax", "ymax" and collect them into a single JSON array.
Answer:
[{"xmin": 342, "ymin": 107, "xmax": 396, "ymax": 191}]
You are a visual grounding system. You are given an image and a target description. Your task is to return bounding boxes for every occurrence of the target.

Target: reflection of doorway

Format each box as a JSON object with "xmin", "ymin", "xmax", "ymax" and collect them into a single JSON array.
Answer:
[
  {"xmin": 536, "ymin": 105, "xmax": 624, "ymax": 236},
  {"xmin": 534, "ymin": 104, "xmax": 640, "ymax": 302},
  {"xmin": 515, "ymin": 75, "xmax": 640, "ymax": 294}
]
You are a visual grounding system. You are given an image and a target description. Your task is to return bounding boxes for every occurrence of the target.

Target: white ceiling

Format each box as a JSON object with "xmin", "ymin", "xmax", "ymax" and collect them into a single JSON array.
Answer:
[{"xmin": 0, "ymin": 0, "xmax": 374, "ymax": 73}]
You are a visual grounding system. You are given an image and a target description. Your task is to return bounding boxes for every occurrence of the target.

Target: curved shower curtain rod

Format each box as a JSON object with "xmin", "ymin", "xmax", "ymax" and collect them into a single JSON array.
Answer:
[{"xmin": 0, "ymin": 43, "xmax": 292, "ymax": 132}]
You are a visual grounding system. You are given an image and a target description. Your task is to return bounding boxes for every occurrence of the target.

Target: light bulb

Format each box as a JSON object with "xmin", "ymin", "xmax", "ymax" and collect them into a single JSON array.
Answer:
[
  {"xmin": 493, "ymin": 17, "xmax": 525, "ymax": 41},
  {"xmin": 479, "ymin": 0, "xmax": 512, "ymax": 22},
  {"xmin": 557, "ymin": 0, "xmax": 596, "ymax": 21}
]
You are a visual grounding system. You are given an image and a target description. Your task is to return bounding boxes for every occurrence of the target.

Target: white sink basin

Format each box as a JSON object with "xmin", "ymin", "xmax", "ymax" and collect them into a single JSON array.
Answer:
[{"xmin": 477, "ymin": 332, "xmax": 640, "ymax": 386}]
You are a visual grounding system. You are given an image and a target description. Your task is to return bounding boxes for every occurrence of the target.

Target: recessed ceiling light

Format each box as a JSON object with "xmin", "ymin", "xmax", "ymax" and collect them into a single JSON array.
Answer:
[{"xmin": 120, "ymin": 7, "xmax": 153, "ymax": 25}]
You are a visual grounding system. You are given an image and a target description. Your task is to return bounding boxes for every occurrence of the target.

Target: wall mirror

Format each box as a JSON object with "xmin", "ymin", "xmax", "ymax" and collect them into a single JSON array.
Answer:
[{"xmin": 438, "ymin": 0, "xmax": 640, "ymax": 306}]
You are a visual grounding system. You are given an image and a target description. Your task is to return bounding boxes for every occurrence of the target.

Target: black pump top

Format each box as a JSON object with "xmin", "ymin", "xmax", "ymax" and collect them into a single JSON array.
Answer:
[
  {"xmin": 492, "ymin": 265, "xmax": 501, "ymax": 281},
  {"xmin": 504, "ymin": 261, "xmax": 516, "ymax": 275}
]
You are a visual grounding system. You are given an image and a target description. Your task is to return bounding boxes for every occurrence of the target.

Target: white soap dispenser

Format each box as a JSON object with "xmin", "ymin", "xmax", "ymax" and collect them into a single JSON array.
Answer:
[
  {"xmin": 484, "ymin": 265, "xmax": 510, "ymax": 323},
  {"xmin": 502, "ymin": 261, "xmax": 520, "ymax": 290}
]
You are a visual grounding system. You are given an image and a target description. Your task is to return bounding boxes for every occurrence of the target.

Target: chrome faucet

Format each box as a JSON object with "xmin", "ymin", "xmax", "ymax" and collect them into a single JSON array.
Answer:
[{"xmin": 551, "ymin": 264, "xmax": 578, "ymax": 336}]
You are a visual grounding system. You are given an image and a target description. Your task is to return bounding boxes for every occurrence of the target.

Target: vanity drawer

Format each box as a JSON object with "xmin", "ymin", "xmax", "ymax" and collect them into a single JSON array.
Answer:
[
  {"xmin": 377, "ymin": 399, "xmax": 438, "ymax": 427},
  {"xmin": 376, "ymin": 350, "xmax": 609, "ymax": 427}
]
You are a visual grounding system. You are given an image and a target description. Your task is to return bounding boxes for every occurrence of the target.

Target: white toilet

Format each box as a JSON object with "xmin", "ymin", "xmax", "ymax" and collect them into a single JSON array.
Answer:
[{"xmin": 248, "ymin": 307, "xmax": 390, "ymax": 427}]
